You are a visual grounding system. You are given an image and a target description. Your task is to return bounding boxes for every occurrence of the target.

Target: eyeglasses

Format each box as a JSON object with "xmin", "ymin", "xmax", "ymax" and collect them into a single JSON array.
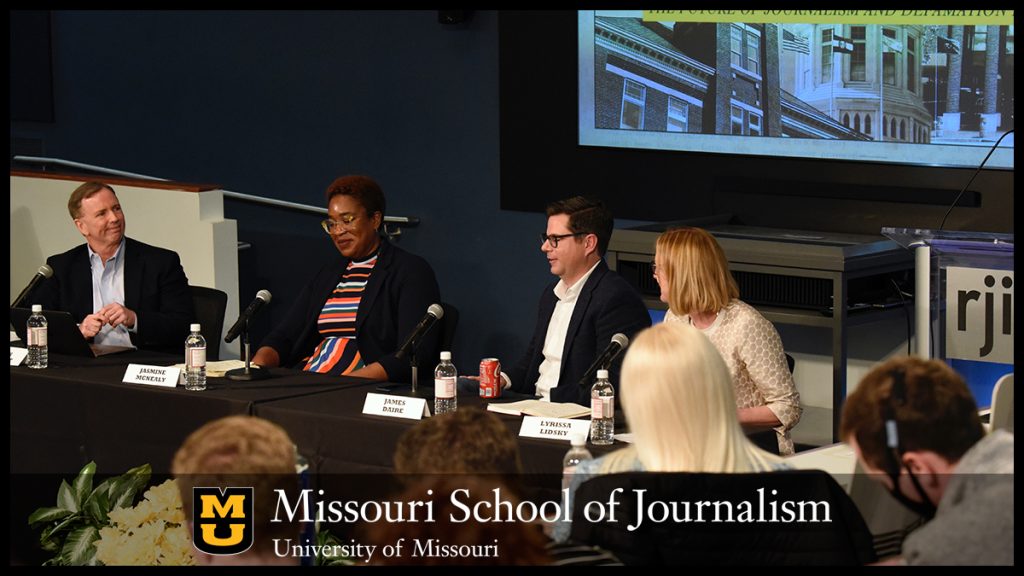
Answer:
[
  {"xmin": 540, "ymin": 232, "xmax": 587, "ymax": 248},
  {"xmin": 321, "ymin": 214, "xmax": 359, "ymax": 234}
]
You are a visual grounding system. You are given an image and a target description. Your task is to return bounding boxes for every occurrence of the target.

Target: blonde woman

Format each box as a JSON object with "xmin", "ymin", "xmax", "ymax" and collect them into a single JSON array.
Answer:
[
  {"xmin": 654, "ymin": 227, "xmax": 801, "ymax": 455},
  {"xmin": 551, "ymin": 322, "xmax": 784, "ymax": 542}
]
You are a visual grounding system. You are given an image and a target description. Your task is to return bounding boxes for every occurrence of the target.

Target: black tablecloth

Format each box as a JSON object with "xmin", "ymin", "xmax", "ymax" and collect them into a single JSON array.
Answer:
[
  {"xmin": 11, "ymin": 351, "xmax": 376, "ymax": 474},
  {"xmin": 253, "ymin": 386, "xmax": 622, "ymax": 477}
]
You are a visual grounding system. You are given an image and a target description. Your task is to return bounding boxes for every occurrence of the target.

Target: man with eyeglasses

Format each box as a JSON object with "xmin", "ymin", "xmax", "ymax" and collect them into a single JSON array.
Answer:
[
  {"xmin": 33, "ymin": 181, "xmax": 193, "ymax": 352},
  {"xmin": 499, "ymin": 196, "xmax": 649, "ymax": 405},
  {"xmin": 839, "ymin": 356, "xmax": 1013, "ymax": 565}
]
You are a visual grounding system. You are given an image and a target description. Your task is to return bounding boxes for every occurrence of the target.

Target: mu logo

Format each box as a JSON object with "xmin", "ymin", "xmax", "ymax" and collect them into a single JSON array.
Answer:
[{"xmin": 192, "ymin": 487, "xmax": 254, "ymax": 555}]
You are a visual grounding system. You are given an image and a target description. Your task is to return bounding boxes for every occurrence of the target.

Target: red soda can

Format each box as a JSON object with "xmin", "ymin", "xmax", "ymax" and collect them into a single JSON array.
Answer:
[{"xmin": 479, "ymin": 358, "xmax": 502, "ymax": 398}]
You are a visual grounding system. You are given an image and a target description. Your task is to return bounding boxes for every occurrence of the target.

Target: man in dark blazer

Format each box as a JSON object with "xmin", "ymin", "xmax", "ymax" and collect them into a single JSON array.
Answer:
[
  {"xmin": 505, "ymin": 197, "xmax": 650, "ymax": 405},
  {"xmin": 34, "ymin": 182, "xmax": 193, "ymax": 353}
]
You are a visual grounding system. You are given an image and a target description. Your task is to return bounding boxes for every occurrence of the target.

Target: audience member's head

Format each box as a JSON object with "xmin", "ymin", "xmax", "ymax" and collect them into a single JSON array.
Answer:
[
  {"xmin": 620, "ymin": 322, "xmax": 779, "ymax": 472},
  {"xmin": 362, "ymin": 475, "xmax": 551, "ymax": 565},
  {"xmin": 840, "ymin": 356, "xmax": 986, "ymax": 517},
  {"xmin": 654, "ymin": 227, "xmax": 738, "ymax": 316},
  {"xmin": 394, "ymin": 407, "xmax": 523, "ymax": 488},
  {"xmin": 172, "ymin": 416, "xmax": 299, "ymax": 565}
]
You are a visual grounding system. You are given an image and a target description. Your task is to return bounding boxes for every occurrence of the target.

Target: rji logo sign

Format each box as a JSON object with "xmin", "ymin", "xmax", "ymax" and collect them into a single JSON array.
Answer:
[{"xmin": 946, "ymin": 266, "xmax": 1013, "ymax": 364}]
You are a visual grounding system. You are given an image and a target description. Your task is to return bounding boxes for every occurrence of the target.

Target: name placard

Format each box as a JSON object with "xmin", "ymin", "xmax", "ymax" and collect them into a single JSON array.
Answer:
[
  {"xmin": 362, "ymin": 392, "xmax": 430, "ymax": 420},
  {"xmin": 10, "ymin": 347, "xmax": 29, "ymax": 366},
  {"xmin": 519, "ymin": 416, "xmax": 590, "ymax": 442},
  {"xmin": 122, "ymin": 364, "xmax": 181, "ymax": 388}
]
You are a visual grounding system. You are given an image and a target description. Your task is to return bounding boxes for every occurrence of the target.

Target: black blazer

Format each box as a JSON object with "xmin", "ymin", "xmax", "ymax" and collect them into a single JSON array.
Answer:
[
  {"xmin": 508, "ymin": 260, "xmax": 651, "ymax": 405},
  {"xmin": 34, "ymin": 237, "xmax": 193, "ymax": 352},
  {"xmin": 259, "ymin": 238, "xmax": 441, "ymax": 383}
]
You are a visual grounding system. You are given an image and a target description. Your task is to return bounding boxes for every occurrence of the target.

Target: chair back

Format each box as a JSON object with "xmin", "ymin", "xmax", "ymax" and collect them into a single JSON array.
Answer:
[
  {"xmin": 439, "ymin": 302, "xmax": 460, "ymax": 354},
  {"xmin": 189, "ymin": 285, "xmax": 228, "ymax": 361},
  {"xmin": 571, "ymin": 470, "xmax": 876, "ymax": 565},
  {"xmin": 990, "ymin": 372, "xmax": 1014, "ymax": 433}
]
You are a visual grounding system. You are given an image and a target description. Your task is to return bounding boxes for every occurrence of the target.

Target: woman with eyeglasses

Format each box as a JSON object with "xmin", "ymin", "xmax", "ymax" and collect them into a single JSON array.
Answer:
[
  {"xmin": 251, "ymin": 175, "xmax": 441, "ymax": 382},
  {"xmin": 653, "ymin": 227, "xmax": 802, "ymax": 455}
]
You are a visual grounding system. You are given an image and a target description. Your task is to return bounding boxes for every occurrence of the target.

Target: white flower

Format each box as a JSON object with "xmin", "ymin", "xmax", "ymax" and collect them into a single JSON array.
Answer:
[{"xmin": 95, "ymin": 479, "xmax": 196, "ymax": 566}]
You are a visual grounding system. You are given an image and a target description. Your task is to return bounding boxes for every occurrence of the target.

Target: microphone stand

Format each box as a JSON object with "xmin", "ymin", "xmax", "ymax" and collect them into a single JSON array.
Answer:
[
  {"xmin": 406, "ymin": 338, "xmax": 433, "ymax": 399},
  {"xmin": 388, "ymin": 337, "xmax": 433, "ymax": 399},
  {"xmin": 225, "ymin": 319, "xmax": 271, "ymax": 381},
  {"xmin": 410, "ymin": 341, "xmax": 418, "ymax": 395}
]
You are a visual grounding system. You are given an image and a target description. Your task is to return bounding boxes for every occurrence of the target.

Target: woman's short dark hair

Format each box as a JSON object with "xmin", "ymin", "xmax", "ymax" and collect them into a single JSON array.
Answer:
[{"xmin": 325, "ymin": 175, "xmax": 386, "ymax": 219}]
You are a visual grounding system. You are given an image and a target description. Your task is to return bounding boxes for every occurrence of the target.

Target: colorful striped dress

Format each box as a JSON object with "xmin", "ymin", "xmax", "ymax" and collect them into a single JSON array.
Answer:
[{"xmin": 301, "ymin": 253, "xmax": 378, "ymax": 375}]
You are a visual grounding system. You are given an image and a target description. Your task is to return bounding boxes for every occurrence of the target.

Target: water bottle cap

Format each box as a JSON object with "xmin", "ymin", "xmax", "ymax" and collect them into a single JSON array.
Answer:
[
  {"xmin": 190, "ymin": 323, "xmax": 201, "ymax": 332},
  {"xmin": 571, "ymin": 434, "xmax": 587, "ymax": 447},
  {"xmin": 31, "ymin": 304, "xmax": 42, "ymax": 312},
  {"xmin": 440, "ymin": 351, "xmax": 451, "ymax": 360},
  {"xmin": 596, "ymin": 369, "xmax": 609, "ymax": 380}
]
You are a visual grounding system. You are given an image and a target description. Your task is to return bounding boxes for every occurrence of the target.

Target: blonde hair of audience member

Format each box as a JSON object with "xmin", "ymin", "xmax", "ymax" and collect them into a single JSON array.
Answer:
[
  {"xmin": 621, "ymin": 322, "xmax": 781, "ymax": 472},
  {"xmin": 172, "ymin": 416, "xmax": 299, "ymax": 565},
  {"xmin": 654, "ymin": 227, "xmax": 738, "ymax": 318},
  {"xmin": 595, "ymin": 445, "xmax": 640, "ymax": 475}
]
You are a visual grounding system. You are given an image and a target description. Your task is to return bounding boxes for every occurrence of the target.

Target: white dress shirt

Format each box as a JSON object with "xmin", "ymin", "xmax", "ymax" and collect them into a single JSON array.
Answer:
[
  {"xmin": 533, "ymin": 260, "xmax": 601, "ymax": 401},
  {"xmin": 88, "ymin": 238, "xmax": 135, "ymax": 347}
]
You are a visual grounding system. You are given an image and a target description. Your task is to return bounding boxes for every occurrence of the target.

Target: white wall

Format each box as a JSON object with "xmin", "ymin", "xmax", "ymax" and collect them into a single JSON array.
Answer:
[{"xmin": 10, "ymin": 174, "xmax": 240, "ymax": 358}]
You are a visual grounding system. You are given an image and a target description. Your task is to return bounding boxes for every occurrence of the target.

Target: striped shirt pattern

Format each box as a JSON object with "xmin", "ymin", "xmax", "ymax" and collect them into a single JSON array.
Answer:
[{"xmin": 302, "ymin": 254, "xmax": 378, "ymax": 375}]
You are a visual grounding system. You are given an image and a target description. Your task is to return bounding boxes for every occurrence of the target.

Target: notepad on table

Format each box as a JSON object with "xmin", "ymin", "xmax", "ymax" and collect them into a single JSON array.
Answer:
[{"xmin": 487, "ymin": 399, "xmax": 591, "ymax": 419}]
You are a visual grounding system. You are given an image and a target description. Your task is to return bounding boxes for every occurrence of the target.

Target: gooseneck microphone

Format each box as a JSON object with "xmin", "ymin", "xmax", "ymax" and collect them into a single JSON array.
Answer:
[
  {"xmin": 578, "ymin": 333, "xmax": 630, "ymax": 387},
  {"xmin": 395, "ymin": 304, "xmax": 444, "ymax": 359},
  {"xmin": 938, "ymin": 128, "xmax": 1014, "ymax": 231},
  {"xmin": 224, "ymin": 289, "xmax": 272, "ymax": 343},
  {"xmin": 12, "ymin": 264, "xmax": 53, "ymax": 308}
]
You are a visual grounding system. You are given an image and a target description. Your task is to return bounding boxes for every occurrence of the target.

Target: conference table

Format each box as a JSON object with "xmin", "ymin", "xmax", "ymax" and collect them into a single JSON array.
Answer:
[
  {"xmin": 10, "ymin": 351, "xmax": 376, "ymax": 475},
  {"xmin": 10, "ymin": 352, "xmax": 620, "ymax": 563}
]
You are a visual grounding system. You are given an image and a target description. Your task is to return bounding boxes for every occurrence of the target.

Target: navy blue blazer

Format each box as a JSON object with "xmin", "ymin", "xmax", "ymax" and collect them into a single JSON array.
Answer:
[
  {"xmin": 259, "ymin": 238, "xmax": 441, "ymax": 383},
  {"xmin": 34, "ymin": 237, "xmax": 194, "ymax": 352},
  {"xmin": 508, "ymin": 260, "xmax": 651, "ymax": 405}
]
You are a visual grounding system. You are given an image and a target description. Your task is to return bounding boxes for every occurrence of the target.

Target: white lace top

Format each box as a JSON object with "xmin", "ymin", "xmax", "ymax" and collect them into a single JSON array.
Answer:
[{"xmin": 665, "ymin": 300, "xmax": 802, "ymax": 455}]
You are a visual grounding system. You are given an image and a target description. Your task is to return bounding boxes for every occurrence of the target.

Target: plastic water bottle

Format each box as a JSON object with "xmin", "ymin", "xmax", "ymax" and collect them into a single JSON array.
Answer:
[
  {"xmin": 434, "ymin": 351, "xmax": 457, "ymax": 415},
  {"xmin": 184, "ymin": 323, "xmax": 207, "ymax": 391},
  {"xmin": 562, "ymin": 434, "xmax": 593, "ymax": 491},
  {"xmin": 26, "ymin": 304, "xmax": 48, "ymax": 369},
  {"xmin": 590, "ymin": 369, "xmax": 615, "ymax": 445}
]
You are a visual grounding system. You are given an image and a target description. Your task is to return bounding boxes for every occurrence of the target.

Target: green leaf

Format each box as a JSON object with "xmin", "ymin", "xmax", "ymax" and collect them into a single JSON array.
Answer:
[
  {"xmin": 57, "ymin": 480, "xmax": 79, "ymax": 513},
  {"xmin": 38, "ymin": 532, "xmax": 59, "ymax": 553},
  {"xmin": 40, "ymin": 514, "xmax": 79, "ymax": 547},
  {"xmin": 83, "ymin": 487, "xmax": 110, "ymax": 526},
  {"xmin": 90, "ymin": 476, "xmax": 114, "ymax": 502},
  {"xmin": 28, "ymin": 506, "xmax": 73, "ymax": 526},
  {"xmin": 60, "ymin": 526, "xmax": 99, "ymax": 566},
  {"xmin": 71, "ymin": 462, "xmax": 97, "ymax": 509},
  {"xmin": 107, "ymin": 464, "xmax": 151, "ymax": 510}
]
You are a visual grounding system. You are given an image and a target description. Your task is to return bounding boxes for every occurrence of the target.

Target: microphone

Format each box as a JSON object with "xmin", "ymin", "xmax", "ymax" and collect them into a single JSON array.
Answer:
[
  {"xmin": 938, "ymin": 128, "xmax": 1014, "ymax": 230},
  {"xmin": 11, "ymin": 264, "xmax": 53, "ymax": 308},
  {"xmin": 578, "ymin": 333, "xmax": 630, "ymax": 386},
  {"xmin": 395, "ymin": 304, "xmax": 444, "ymax": 359},
  {"xmin": 224, "ymin": 289, "xmax": 272, "ymax": 343}
]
